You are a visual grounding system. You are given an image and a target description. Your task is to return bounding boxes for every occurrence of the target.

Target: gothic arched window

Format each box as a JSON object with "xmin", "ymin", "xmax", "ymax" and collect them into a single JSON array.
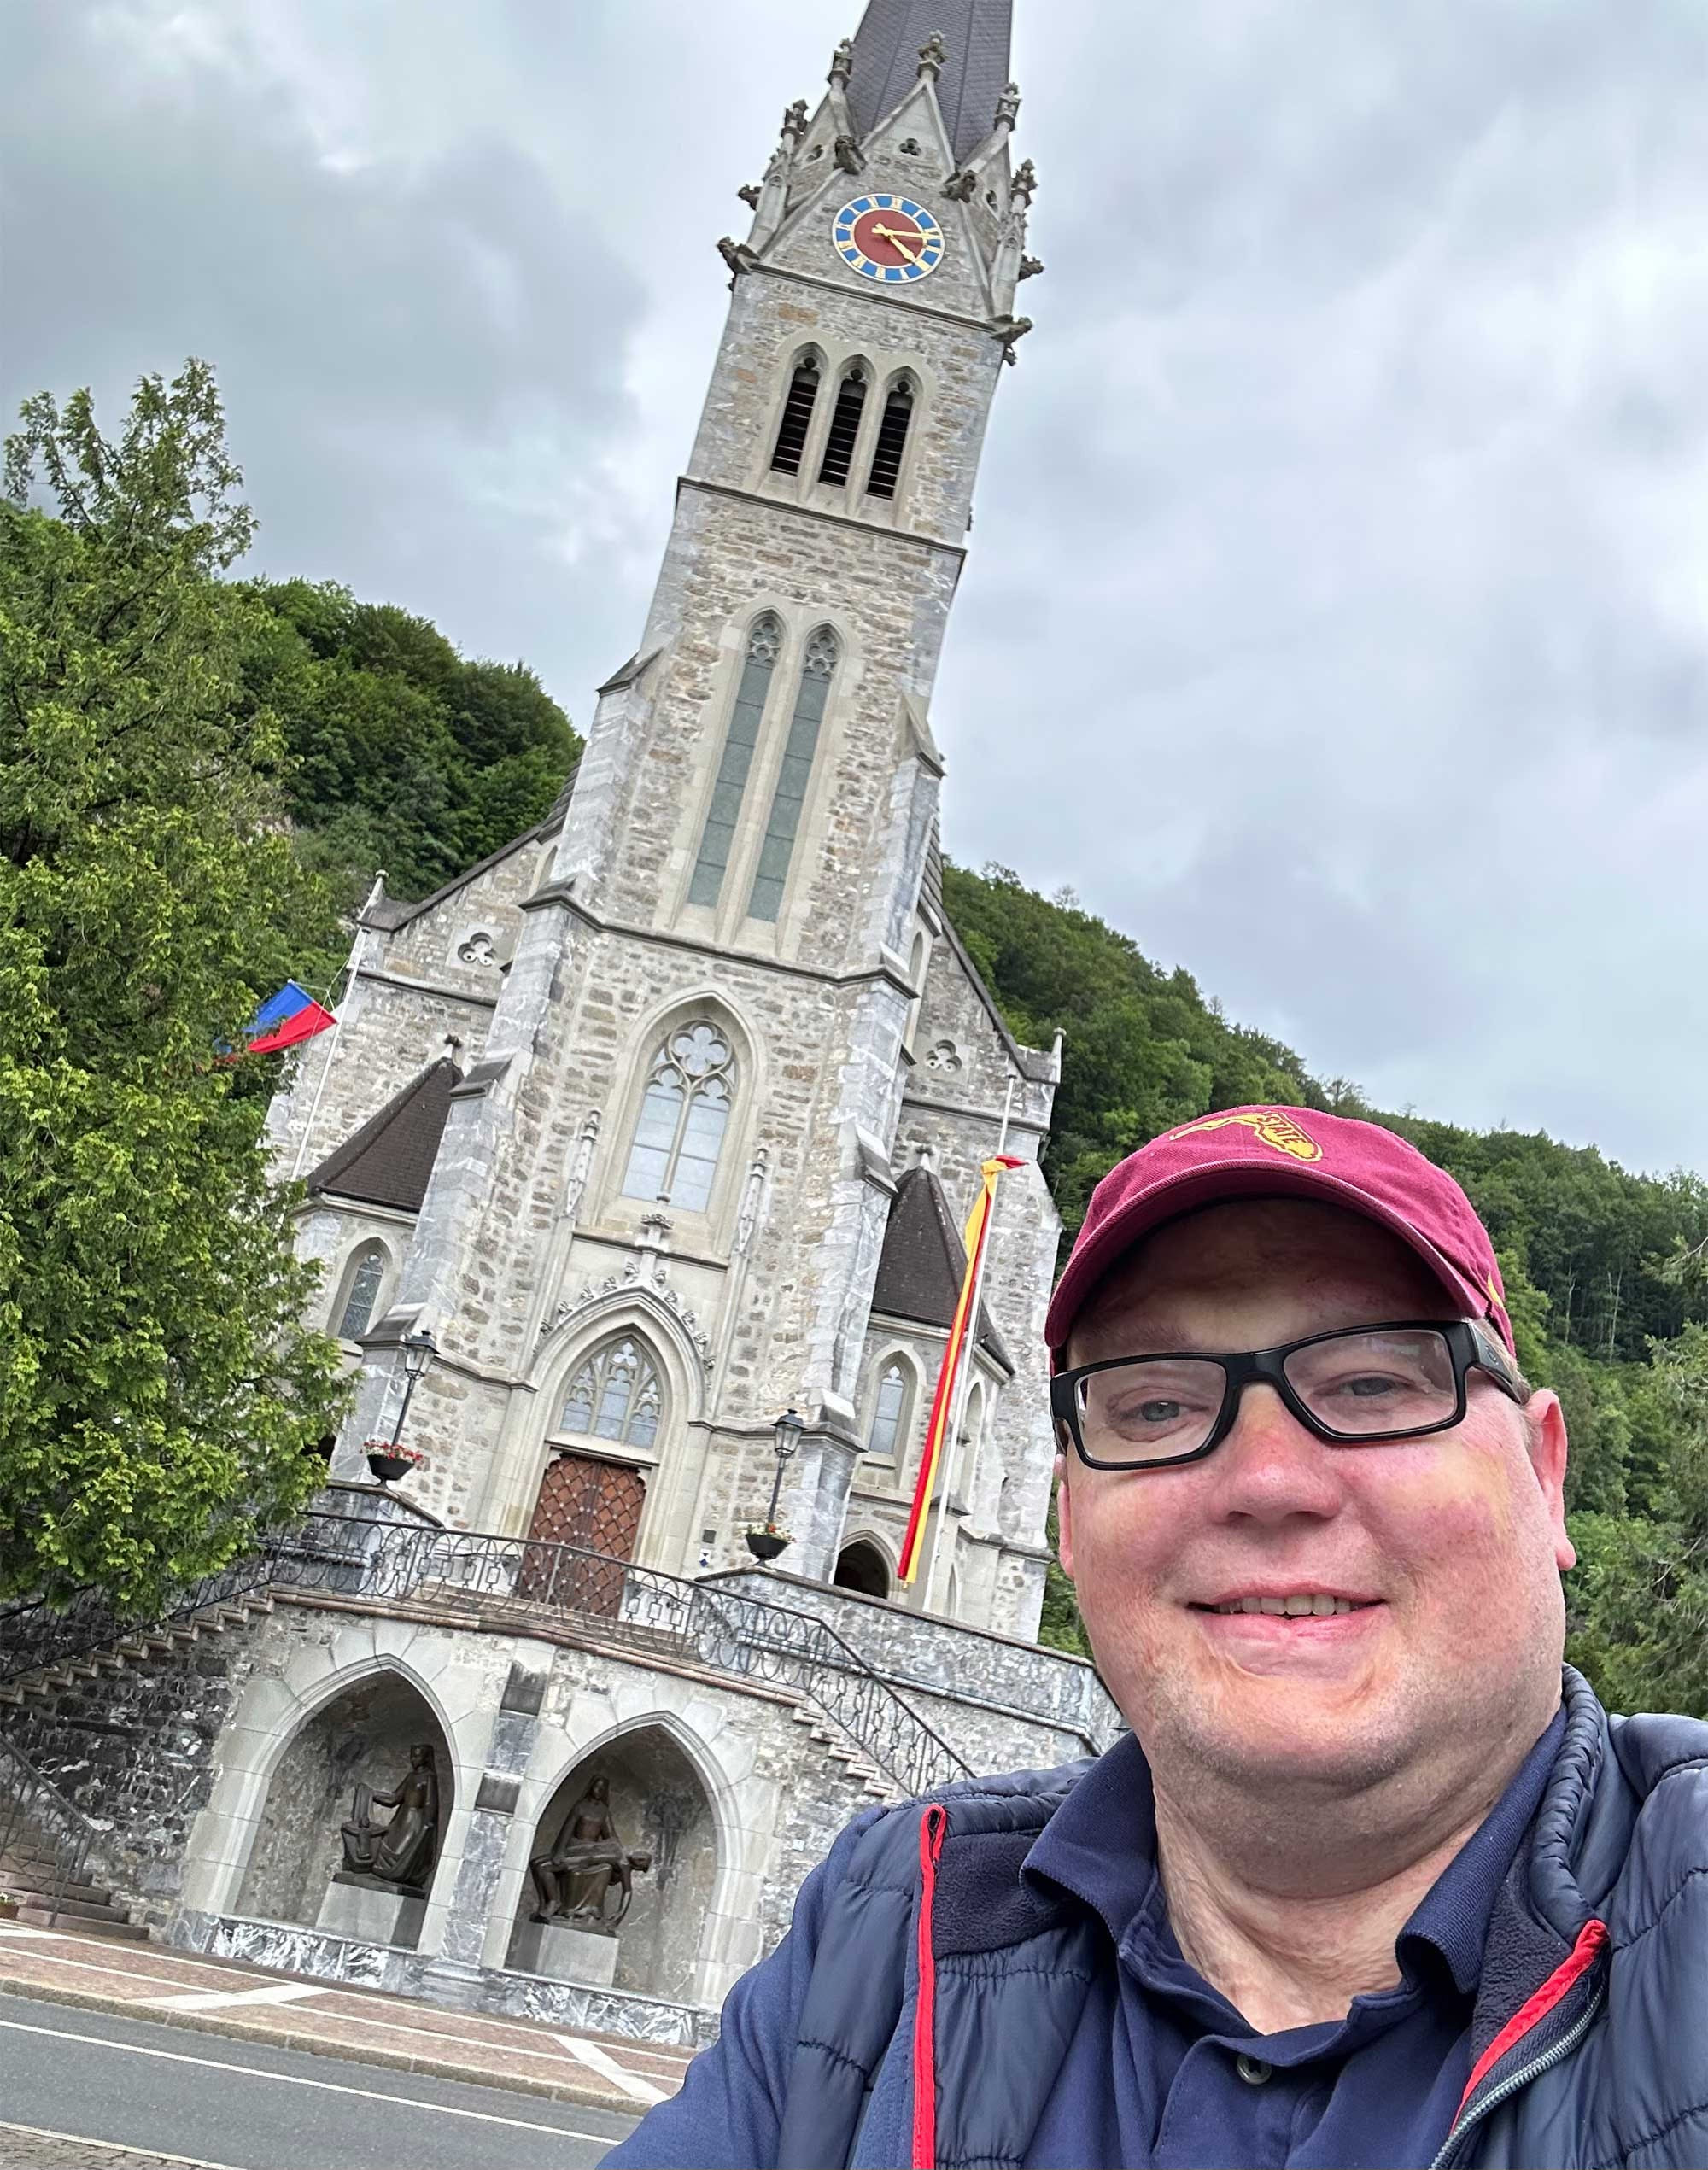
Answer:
[
  {"xmin": 816, "ymin": 366, "xmax": 868, "ymax": 487},
  {"xmin": 335, "ymin": 1242, "xmax": 388, "ymax": 1341},
  {"xmin": 621, "ymin": 1021, "xmax": 736, "ymax": 1213},
  {"xmin": 747, "ymin": 626, "xmax": 838, "ymax": 922},
  {"xmin": 867, "ymin": 1360, "xmax": 911, "ymax": 1460},
  {"xmin": 769, "ymin": 355, "xmax": 821, "ymax": 475},
  {"xmin": 864, "ymin": 377, "xmax": 915, "ymax": 500},
  {"xmin": 559, "ymin": 1336, "xmax": 663, "ymax": 1449},
  {"xmin": 689, "ymin": 614, "xmax": 781, "ymax": 910}
]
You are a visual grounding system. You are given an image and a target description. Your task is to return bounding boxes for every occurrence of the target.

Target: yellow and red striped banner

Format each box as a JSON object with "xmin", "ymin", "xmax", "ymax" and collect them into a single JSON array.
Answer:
[{"xmin": 898, "ymin": 1155, "xmax": 1024, "ymax": 1584}]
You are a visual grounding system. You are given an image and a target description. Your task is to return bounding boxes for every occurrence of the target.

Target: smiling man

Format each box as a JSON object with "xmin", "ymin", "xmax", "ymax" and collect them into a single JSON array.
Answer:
[{"xmin": 605, "ymin": 1108, "xmax": 1708, "ymax": 2170}]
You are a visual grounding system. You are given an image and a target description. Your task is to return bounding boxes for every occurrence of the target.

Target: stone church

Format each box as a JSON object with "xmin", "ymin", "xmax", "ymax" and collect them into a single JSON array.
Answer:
[{"xmin": 0, "ymin": 0, "xmax": 1120, "ymax": 2046}]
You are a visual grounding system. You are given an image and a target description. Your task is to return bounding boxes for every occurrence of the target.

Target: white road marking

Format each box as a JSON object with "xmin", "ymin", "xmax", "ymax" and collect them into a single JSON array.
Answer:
[
  {"xmin": 0, "ymin": 2117, "xmax": 237, "ymax": 2168},
  {"xmin": 0, "ymin": 1946, "xmax": 689, "ymax": 2074},
  {"xmin": 0, "ymin": 2015, "xmax": 612, "ymax": 2138},
  {"xmin": 145, "ymin": 1981, "xmax": 328, "ymax": 2012},
  {"xmin": 556, "ymin": 2031, "xmax": 668, "ymax": 2105}
]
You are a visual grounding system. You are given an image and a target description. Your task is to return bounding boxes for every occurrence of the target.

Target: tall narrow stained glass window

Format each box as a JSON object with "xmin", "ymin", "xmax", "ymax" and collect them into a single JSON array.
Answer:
[
  {"xmin": 620, "ymin": 1021, "xmax": 736, "ymax": 1213},
  {"xmin": 559, "ymin": 1336, "xmax": 662, "ymax": 1448},
  {"xmin": 868, "ymin": 1361, "xmax": 910, "ymax": 1460},
  {"xmin": 336, "ymin": 1243, "xmax": 387, "ymax": 1340},
  {"xmin": 688, "ymin": 615, "xmax": 781, "ymax": 910},
  {"xmin": 747, "ymin": 627, "xmax": 839, "ymax": 921}
]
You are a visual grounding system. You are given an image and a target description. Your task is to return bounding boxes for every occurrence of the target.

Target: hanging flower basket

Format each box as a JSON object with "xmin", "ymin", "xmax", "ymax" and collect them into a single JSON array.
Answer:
[
  {"xmin": 365, "ymin": 1442, "xmax": 426, "ymax": 1485},
  {"xmin": 744, "ymin": 1524, "xmax": 792, "ymax": 1562}
]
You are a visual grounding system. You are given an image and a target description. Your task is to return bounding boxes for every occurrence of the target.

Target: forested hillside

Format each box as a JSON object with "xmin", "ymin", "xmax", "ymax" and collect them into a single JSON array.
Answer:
[
  {"xmin": 244, "ymin": 577, "xmax": 579, "ymax": 912},
  {"xmin": 946, "ymin": 863, "xmax": 1708, "ymax": 1705}
]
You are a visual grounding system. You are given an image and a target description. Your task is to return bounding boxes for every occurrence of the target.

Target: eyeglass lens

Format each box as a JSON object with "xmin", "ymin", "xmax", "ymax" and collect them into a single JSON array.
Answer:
[{"xmin": 1075, "ymin": 1327, "xmax": 1459, "ymax": 1465}]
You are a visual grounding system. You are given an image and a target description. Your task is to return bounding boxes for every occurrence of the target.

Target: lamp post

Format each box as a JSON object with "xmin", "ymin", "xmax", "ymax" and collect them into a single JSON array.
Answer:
[
  {"xmin": 390, "ymin": 1324, "xmax": 439, "ymax": 1448},
  {"xmin": 767, "ymin": 1406, "xmax": 804, "ymax": 1524},
  {"xmin": 746, "ymin": 1406, "xmax": 803, "ymax": 1561},
  {"xmin": 366, "ymin": 1325, "xmax": 440, "ymax": 1484}
]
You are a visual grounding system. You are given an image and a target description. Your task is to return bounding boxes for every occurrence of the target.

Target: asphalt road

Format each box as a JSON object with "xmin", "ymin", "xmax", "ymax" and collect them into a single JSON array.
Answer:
[{"xmin": 0, "ymin": 1995, "xmax": 642, "ymax": 2169}]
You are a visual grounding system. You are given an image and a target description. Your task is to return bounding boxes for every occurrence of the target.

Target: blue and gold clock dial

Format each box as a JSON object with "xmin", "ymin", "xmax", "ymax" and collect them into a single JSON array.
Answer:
[{"xmin": 831, "ymin": 196, "xmax": 944, "ymax": 284}]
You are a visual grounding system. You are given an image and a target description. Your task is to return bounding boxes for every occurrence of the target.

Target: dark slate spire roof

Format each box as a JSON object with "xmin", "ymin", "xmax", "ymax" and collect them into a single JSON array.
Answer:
[
  {"xmin": 305, "ymin": 1057, "xmax": 462, "ymax": 1214},
  {"xmin": 870, "ymin": 1163, "xmax": 1012, "ymax": 1370},
  {"xmin": 845, "ymin": 0, "xmax": 1014, "ymax": 166}
]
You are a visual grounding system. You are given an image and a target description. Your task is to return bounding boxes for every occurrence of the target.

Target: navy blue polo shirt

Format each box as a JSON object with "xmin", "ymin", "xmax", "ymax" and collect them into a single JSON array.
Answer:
[{"xmin": 1021, "ymin": 1708, "xmax": 1565, "ymax": 2169}]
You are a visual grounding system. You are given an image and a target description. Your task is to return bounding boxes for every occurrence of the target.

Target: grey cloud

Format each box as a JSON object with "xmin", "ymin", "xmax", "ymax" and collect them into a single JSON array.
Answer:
[{"xmin": 8, "ymin": 0, "xmax": 1708, "ymax": 1176}]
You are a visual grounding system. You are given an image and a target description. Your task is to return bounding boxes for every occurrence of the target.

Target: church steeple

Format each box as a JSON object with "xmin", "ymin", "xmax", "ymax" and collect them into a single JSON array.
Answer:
[{"xmin": 845, "ymin": 0, "xmax": 1013, "ymax": 163}]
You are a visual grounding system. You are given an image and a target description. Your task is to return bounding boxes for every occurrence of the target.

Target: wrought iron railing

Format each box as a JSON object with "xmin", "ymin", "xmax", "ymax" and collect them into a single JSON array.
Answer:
[
  {"xmin": 0, "ymin": 1552, "xmax": 272, "ymax": 1688},
  {"xmin": 1, "ymin": 1512, "xmax": 973, "ymax": 1803},
  {"xmin": 0, "ymin": 1730, "xmax": 95, "ymax": 1927},
  {"xmin": 268, "ymin": 1513, "xmax": 974, "ymax": 1801}
]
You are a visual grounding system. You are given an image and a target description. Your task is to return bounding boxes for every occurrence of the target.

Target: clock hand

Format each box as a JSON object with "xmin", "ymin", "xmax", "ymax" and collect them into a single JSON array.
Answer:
[{"xmin": 871, "ymin": 225, "xmax": 921, "ymax": 262}]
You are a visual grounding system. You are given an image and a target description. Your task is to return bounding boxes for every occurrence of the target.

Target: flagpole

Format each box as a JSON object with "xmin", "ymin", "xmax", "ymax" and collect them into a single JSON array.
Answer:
[
  {"xmin": 924, "ymin": 1076, "xmax": 1015, "ymax": 1611},
  {"xmin": 290, "ymin": 873, "xmax": 382, "ymax": 1181}
]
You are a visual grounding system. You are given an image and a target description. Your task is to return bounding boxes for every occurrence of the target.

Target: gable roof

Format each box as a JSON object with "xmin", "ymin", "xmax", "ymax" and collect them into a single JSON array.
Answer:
[
  {"xmin": 870, "ymin": 1161, "xmax": 1012, "ymax": 1371},
  {"xmin": 846, "ymin": 0, "xmax": 1014, "ymax": 166},
  {"xmin": 305, "ymin": 1057, "xmax": 462, "ymax": 1214}
]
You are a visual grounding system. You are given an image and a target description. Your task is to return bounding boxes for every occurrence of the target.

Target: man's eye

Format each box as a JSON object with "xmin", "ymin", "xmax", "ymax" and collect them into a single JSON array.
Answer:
[
  {"xmin": 1337, "ymin": 1373, "xmax": 1403, "ymax": 1399},
  {"xmin": 1108, "ymin": 1395, "xmax": 1188, "ymax": 1428}
]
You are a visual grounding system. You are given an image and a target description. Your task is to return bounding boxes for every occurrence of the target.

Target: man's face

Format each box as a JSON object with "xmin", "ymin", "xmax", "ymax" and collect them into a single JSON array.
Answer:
[{"xmin": 1056, "ymin": 1199, "xmax": 1573, "ymax": 1807}]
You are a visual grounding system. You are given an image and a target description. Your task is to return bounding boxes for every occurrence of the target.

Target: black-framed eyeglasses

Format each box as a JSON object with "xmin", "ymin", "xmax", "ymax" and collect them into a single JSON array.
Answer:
[{"xmin": 1050, "ymin": 1319, "xmax": 1525, "ymax": 1472}]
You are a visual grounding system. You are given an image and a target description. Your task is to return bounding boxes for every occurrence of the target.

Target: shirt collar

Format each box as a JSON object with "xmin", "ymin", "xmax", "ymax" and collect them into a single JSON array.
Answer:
[{"xmin": 1022, "ymin": 1705, "xmax": 1567, "ymax": 1999}]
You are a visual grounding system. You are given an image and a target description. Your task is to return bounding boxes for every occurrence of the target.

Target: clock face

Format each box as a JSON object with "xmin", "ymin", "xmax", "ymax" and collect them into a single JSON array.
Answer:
[{"xmin": 831, "ymin": 196, "xmax": 945, "ymax": 284}]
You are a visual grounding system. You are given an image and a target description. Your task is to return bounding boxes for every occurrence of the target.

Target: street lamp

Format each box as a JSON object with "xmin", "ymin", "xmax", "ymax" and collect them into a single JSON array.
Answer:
[
  {"xmin": 389, "ymin": 1324, "xmax": 439, "ymax": 1449},
  {"xmin": 766, "ymin": 1406, "xmax": 804, "ymax": 1527}
]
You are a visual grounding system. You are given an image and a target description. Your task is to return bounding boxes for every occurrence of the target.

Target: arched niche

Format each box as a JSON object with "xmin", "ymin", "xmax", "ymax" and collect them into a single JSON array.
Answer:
[
  {"xmin": 507, "ymin": 1726, "xmax": 717, "ymax": 2003},
  {"xmin": 834, "ymin": 1540, "xmax": 892, "ymax": 1599},
  {"xmin": 234, "ymin": 1670, "xmax": 453, "ymax": 1940}
]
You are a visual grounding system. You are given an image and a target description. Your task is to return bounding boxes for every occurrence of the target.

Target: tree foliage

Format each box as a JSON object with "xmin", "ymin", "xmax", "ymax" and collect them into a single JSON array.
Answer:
[
  {"xmin": 243, "ymin": 576, "xmax": 578, "ymax": 906},
  {"xmin": 0, "ymin": 362, "xmax": 348, "ymax": 1606},
  {"xmin": 944, "ymin": 860, "xmax": 1708, "ymax": 1701}
]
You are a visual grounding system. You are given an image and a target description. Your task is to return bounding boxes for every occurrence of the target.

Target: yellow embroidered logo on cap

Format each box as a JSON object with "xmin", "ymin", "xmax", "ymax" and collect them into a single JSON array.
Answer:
[{"xmin": 1173, "ymin": 1110, "xmax": 1323, "ymax": 1162}]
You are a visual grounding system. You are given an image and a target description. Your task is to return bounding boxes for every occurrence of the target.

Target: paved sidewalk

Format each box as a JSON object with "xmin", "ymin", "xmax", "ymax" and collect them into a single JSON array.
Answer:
[{"xmin": 0, "ymin": 1919, "xmax": 692, "ymax": 2118}]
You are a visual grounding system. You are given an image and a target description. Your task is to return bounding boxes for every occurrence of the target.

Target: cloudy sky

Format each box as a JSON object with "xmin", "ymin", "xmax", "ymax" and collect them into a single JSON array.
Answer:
[{"xmin": 9, "ymin": 1, "xmax": 1708, "ymax": 1178}]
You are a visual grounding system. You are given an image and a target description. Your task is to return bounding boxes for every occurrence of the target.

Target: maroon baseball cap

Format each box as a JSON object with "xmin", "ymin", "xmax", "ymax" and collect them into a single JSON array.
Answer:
[{"xmin": 1045, "ymin": 1105, "xmax": 1513, "ymax": 1357}]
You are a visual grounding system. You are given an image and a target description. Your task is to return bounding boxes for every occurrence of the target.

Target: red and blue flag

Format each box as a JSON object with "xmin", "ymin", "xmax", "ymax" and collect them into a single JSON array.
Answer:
[{"xmin": 244, "ymin": 981, "xmax": 336, "ymax": 1056}]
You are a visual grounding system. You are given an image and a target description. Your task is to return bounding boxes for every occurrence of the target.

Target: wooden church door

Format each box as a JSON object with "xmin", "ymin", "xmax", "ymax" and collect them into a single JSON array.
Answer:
[{"xmin": 520, "ymin": 1451, "xmax": 646, "ymax": 1615}]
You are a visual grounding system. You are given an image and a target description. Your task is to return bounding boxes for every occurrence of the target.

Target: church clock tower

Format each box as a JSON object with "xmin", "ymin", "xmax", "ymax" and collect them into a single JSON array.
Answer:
[{"xmin": 286, "ymin": 0, "xmax": 1062, "ymax": 1638}]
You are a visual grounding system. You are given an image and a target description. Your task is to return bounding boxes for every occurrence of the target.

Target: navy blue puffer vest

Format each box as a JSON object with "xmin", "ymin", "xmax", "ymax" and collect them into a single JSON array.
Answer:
[{"xmin": 774, "ymin": 1670, "xmax": 1708, "ymax": 2169}]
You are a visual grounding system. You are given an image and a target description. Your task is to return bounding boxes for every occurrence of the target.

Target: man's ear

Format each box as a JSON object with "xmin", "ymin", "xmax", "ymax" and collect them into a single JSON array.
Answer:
[
  {"xmin": 1525, "ymin": 1389, "xmax": 1575, "ymax": 1572},
  {"xmin": 1054, "ymin": 1452, "xmax": 1076, "ymax": 1578}
]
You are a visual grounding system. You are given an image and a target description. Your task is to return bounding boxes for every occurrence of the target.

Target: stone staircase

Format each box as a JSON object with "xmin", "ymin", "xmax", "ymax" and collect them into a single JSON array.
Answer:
[
  {"xmin": 0, "ymin": 1787, "xmax": 146, "ymax": 1941},
  {"xmin": 0, "ymin": 1593, "xmax": 275, "ymax": 1716},
  {"xmin": 788, "ymin": 1699, "xmax": 893, "ymax": 1803}
]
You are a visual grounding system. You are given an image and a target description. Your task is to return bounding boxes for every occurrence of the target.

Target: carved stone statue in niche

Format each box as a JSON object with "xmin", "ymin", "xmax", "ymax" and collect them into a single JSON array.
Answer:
[
  {"xmin": 528, "ymin": 1773, "xmax": 652, "ymax": 1927},
  {"xmin": 340, "ymin": 1743, "xmax": 439, "ymax": 1891}
]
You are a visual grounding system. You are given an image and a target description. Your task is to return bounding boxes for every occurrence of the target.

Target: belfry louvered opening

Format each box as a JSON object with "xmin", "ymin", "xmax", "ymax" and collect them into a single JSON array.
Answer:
[
  {"xmin": 769, "ymin": 355, "xmax": 821, "ymax": 475},
  {"xmin": 816, "ymin": 367, "xmax": 869, "ymax": 487},
  {"xmin": 864, "ymin": 378, "xmax": 915, "ymax": 500}
]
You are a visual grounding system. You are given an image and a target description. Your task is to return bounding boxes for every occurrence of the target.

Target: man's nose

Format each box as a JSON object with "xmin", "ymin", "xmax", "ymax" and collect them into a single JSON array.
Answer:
[{"xmin": 1204, "ymin": 1381, "xmax": 1345, "ymax": 1522}]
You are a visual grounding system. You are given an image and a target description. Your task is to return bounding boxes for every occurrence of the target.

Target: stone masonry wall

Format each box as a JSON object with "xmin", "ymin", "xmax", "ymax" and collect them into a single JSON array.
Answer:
[{"xmin": 7, "ymin": 1608, "xmax": 278, "ymax": 1927}]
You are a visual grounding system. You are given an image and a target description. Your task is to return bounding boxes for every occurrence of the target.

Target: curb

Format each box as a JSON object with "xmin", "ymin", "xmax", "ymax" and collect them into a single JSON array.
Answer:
[{"xmin": 0, "ymin": 1974, "xmax": 643, "ymax": 2117}]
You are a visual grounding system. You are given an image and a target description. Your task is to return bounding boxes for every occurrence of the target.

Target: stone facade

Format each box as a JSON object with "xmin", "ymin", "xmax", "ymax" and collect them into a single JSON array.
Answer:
[
  {"xmin": 264, "ymin": 11, "xmax": 1061, "ymax": 1645},
  {"xmin": 0, "ymin": 6, "xmax": 1104, "ymax": 2053}
]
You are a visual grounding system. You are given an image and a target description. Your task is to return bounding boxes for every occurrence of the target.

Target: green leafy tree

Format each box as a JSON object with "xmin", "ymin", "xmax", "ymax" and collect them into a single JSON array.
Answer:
[
  {"xmin": 242, "ymin": 577, "xmax": 579, "ymax": 906},
  {"xmin": 0, "ymin": 361, "xmax": 349, "ymax": 1607}
]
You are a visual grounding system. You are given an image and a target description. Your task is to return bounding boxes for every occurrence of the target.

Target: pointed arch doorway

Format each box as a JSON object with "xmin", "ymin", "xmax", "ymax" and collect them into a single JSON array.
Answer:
[{"xmin": 521, "ymin": 1332, "xmax": 662, "ymax": 1611}]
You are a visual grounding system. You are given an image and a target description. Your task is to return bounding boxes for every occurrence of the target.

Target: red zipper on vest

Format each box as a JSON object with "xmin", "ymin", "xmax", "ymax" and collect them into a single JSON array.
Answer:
[
  {"xmin": 1453, "ymin": 1916, "xmax": 1607, "ymax": 2120},
  {"xmin": 911, "ymin": 1804, "xmax": 948, "ymax": 2170}
]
